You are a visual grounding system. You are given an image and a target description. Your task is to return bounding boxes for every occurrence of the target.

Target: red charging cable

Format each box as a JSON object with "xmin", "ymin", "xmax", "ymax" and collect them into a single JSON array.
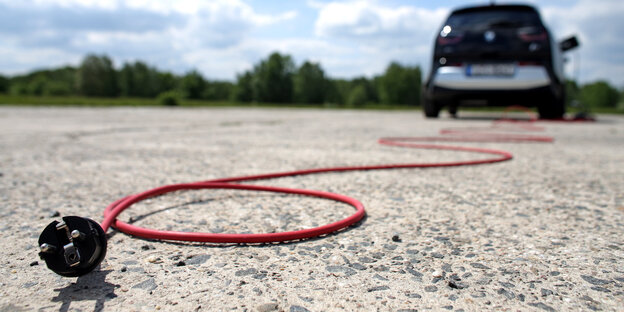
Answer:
[{"xmin": 101, "ymin": 113, "xmax": 559, "ymax": 244}]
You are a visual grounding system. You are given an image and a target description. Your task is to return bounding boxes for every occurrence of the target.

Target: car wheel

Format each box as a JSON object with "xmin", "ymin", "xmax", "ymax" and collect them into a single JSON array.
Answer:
[
  {"xmin": 423, "ymin": 98, "xmax": 441, "ymax": 118},
  {"xmin": 448, "ymin": 104, "xmax": 458, "ymax": 118},
  {"xmin": 537, "ymin": 94, "xmax": 565, "ymax": 119}
]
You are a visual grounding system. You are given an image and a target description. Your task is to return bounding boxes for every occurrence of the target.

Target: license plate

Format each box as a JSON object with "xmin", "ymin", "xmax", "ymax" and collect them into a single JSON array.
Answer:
[{"xmin": 467, "ymin": 64, "xmax": 515, "ymax": 77}]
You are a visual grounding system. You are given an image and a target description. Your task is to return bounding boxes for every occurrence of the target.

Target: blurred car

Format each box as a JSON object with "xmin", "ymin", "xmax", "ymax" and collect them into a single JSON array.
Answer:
[{"xmin": 422, "ymin": 4, "xmax": 579, "ymax": 118}]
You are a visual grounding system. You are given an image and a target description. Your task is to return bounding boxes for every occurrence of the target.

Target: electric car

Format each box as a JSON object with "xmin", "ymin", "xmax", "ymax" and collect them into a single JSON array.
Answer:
[{"xmin": 422, "ymin": 4, "xmax": 579, "ymax": 118}]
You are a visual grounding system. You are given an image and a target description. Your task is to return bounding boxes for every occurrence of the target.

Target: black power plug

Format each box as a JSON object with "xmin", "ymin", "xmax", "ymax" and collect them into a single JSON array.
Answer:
[{"xmin": 38, "ymin": 216, "xmax": 107, "ymax": 277}]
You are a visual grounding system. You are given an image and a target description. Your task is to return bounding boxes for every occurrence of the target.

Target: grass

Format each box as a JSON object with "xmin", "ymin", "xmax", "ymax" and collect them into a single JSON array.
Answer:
[
  {"xmin": 0, "ymin": 94, "xmax": 420, "ymax": 110},
  {"xmin": 0, "ymin": 94, "xmax": 622, "ymax": 114},
  {"xmin": 0, "ymin": 94, "xmax": 207, "ymax": 107},
  {"xmin": 576, "ymin": 106, "xmax": 624, "ymax": 114}
]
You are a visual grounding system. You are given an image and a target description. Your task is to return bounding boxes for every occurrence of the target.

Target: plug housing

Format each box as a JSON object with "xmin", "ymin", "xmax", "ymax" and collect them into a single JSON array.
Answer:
[{"xmin": 38, "ymin": 216, "xmax": 107, "ymax": 277}]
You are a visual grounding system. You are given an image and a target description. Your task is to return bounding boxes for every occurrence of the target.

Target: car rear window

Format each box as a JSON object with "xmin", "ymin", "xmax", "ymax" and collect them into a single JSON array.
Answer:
[{"xmin": 446, "ymin": 8, "xmax": 541, "ymax": 30}]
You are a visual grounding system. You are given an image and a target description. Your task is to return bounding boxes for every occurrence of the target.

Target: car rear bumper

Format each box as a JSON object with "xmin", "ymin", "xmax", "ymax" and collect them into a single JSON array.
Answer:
[
  {"xmin": 432, "ymin": 65, "xmax": 551, "ymax": 90},
  {"xmin": 426, "ymin": 85, "xmax": 555, "ymax": 107}
]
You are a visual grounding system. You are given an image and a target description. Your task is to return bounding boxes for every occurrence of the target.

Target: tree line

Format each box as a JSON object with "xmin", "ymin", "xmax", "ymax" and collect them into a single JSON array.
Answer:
[
  {"xmin": 0, "ymin": 53, "xmax": 422, "ymax": 107},
  {"xmin": 0, "ymin": 52, "xmax": 621, "ymax": 109}
]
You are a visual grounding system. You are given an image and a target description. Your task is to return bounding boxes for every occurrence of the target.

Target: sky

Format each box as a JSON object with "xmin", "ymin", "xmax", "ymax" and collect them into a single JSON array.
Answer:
[{"xmin": 0, "ymin": 0, "xmax": 623, "ymax": 86}]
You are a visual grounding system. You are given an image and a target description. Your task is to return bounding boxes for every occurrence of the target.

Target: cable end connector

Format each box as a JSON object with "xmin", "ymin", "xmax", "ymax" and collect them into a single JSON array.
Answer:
[{"xmin": 38, "ymin": 216, "xmax": 107, "ymax": 277}]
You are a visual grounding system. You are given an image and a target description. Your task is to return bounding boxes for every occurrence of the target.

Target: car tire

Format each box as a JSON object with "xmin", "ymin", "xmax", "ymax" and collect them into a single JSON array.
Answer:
[
  {"xmin": 448, "ymin": 104, "xmax": 458, "ymax": 118},
  {"xmin": 537, "ymin": 93, "xmax": 565, "ymax": 119},
  {"xmin": 423, "ymin": 98, "xmax": 441, "ymax": 118}
]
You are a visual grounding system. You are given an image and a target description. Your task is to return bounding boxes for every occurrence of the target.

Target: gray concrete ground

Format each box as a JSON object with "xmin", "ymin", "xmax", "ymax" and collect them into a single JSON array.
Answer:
[{"xmin": 0, "ymin": 107, "xmax": 623, "ymax": 311}]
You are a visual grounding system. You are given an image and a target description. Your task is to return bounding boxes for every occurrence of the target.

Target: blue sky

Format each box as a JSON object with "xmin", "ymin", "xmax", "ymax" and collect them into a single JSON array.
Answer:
[{"xmin": 0, "ymin": 0, "xmax": 622, "ymax": 86}]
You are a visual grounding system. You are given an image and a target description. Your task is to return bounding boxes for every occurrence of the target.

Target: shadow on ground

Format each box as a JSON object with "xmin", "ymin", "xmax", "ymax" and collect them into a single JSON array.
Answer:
[{"xmin": 52, "ymin": 270, "xmax": 119, "ymax": 312}]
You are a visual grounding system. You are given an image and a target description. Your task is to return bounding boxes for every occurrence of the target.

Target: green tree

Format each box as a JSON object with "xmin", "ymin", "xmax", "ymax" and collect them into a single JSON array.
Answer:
[
  {"xmin": 233, "ymin": 71, "xmax": 254, "ymax": 102},
  {"xmin": 294, "ymin": 61, "xmax": 326, "ymax": 104},
  {"xmin": 157, "ymin": 90, "xmax": 181, "ymax": 106},
  {"xmin": 325, "ymin": 79, "xmax": 351, "ymax": 106},
  {"xmin": 180, "ymin": 70, "xmax": 206, "ymax": 99},
  {"xmin": 203, "ymin": 81, "xmax": 233, "ymax": 101},
  {"xmin": 6, "ymin": 66, "xmax": 76, "ymax": 96},
  {"xmin": 76, "ymin": 54, "xmax": 118, "ymax": 97},
  {"xmin": 44, "ymin": 80, "xmax": 73, "ymax": 96},
  {"xmin": 346, "ymin": 84, "xmax": 368, "ymax": 108},
  {"xmin": 350, "ymin": 77, "xmax": 378, "ymax": 104},
  {"xmin": 118, "ymin": 61, "xmax": 160, "ymax": 97},
  {"xmin": 9, "ymin": 82, "xmax": 28, "ymax": 95},
  {"xmin": 27, "ymin": 74, "xmax": 48, "ymax": 96},
  {"xmin": 48, "ymin": 66, "xmax": 77, "ymax": 95},
  {"xmin": 157, "ymin": 72, "xmax": 178, "ymax": 94},
  {"xmin": 252, "ymin": 52, "xmax": 295, "ymax": 103},
  {"xmin": 378, "ymin": 62, "xmax": 421, "ymax": 106},
  {"xmin": 118, "ymin": 64, "xmax": 134, "ymax": 97},
  {"xmin": 0, "ymin": 75, "xmax": 9, "ymax": 93},
  {"xmin": 579, "ymin": 80, "xmax": 619, "ymax": 108},
  {"xmin": 565, "ymin": 79, "xmax": 580, "ymax": 106}
]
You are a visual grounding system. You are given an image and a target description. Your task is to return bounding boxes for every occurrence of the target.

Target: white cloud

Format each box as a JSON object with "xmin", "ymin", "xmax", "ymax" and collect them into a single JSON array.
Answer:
[
  {"xmin": 0, "ymin": 0, "xmax": 298, "ymax": 78},
  {"xmin": 0, "ymin": 0, "xmax": 622, "ymax": 86},
  {"xmin": 0, "ymin": 46, "xmax": 81, "ymax": 75},
  {"xmin": 315, "ymin": 1, "xmax": 448, "ymax": 42},
  {"xmin": 0, "ymin": 0, "xmax": 116, "ymax": 10},
  {"xmin": 541, "ymin": 0, "xmax": 624, "ymax": 85},
  {"xmin": 310, "ymin": 1, "xmax": 448, "ymax": 78},
  {"xmin": 179, "ymin": 37, "xmax": 352, "ymax": 80},
  {"xmin": 0, "ymin": 0, "xmax": 297, "ymax": 43}
]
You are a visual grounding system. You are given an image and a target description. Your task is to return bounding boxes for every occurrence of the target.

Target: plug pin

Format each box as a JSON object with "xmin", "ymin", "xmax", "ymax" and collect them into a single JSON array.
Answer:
[
  {"xmin": 63, "ymin": 243, "xmax": 81, "ymax": 267},
  {"xmin": 40, "ymin": 243, "xmax": 56, "ymax": 253},
  {"xmin": 71, "ymin": 230, "xmax": 84, "ymax": 240},
  {"xmin": 56, "ymin": 221, "xmax": 67, "ymax": 231}
]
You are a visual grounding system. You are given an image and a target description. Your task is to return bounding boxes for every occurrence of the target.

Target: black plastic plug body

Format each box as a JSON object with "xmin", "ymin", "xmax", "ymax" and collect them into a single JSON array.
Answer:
[{"xmin": 38, "ymin": 216, "xmax": 107, "ymax": 277}]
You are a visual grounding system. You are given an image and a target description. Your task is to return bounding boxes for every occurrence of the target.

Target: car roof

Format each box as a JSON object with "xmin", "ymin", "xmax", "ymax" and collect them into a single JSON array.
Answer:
[{"xmin": 451, "ymin": 4, "xmax": 539, "ymax": 15}]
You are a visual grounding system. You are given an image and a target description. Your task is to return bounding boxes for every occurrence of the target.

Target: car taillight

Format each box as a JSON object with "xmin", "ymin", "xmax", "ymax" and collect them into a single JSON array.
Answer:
[
  {"xmin": 438, "ymin": 35, "xmax": 464, "ymax": 45},
  {"xmin": 438, "ymin": 25, "xmax": 464, "ymax": 45},
  {"xmin": 517, "ymin": 27, "xmax": 547, "ymax": 42},
  {"xmin": 517, "ymin": 61, "xmax": 539, "ymax": 66}
]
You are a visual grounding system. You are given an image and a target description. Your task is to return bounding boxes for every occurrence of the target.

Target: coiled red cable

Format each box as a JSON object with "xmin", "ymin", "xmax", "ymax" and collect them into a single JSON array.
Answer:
[{"xmin": 101, "ymin": 112, "xmax": 557, "ymax": 244}]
